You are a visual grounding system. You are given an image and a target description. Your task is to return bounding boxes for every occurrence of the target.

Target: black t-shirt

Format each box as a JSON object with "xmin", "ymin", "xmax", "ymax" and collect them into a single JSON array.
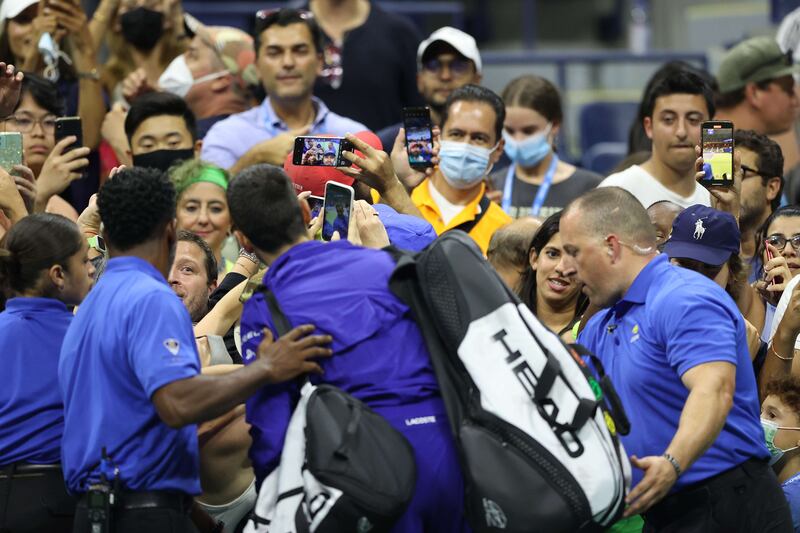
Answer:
[
  {"xmin": 490, "ymin": 166, "xmax": 603, "ymax": 219},
  {"xmin": 307, "ymin": 3, "xmax": 424, "ymax": 131}
]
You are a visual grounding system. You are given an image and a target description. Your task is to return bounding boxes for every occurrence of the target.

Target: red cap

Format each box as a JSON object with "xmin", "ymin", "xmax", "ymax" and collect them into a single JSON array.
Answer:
[{"xmin": 284, "ymin": 130, "xmax": 383, "ymax": 197}]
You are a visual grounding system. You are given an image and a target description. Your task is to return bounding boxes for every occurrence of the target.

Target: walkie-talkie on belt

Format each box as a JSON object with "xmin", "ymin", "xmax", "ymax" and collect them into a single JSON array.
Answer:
[{"xmin": 87, "ymin": 447, "xmax": 119, "ymax": 533}]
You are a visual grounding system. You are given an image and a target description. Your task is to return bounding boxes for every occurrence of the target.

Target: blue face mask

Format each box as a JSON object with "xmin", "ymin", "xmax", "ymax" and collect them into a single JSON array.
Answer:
[
  {"xmin": 438, "ymin": 140, "xmax": 497, "ymax": 190},
  {"xmin": 503, "ymin": 124, "xmax": 552, "ymax": 167}
]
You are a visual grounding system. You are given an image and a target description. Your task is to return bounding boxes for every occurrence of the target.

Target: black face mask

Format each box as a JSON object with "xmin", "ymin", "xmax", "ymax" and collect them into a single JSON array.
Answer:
[
  {"xmin": 120, "ymin": 7, "xmax": 165, "ymax": 51},
  {"xmin": 132, "ymin": 148, "xmax": 194, "ymax": 172}
]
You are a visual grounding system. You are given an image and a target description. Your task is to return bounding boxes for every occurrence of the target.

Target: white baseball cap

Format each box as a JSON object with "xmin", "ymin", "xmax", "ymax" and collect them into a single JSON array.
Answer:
[
  {"xmin": 0, "ymin": 0, "xmax": 39, "ymax": 24},
  {"xmin": 417, "ymin": 26, "xmax": 482, "ymax": 74}
]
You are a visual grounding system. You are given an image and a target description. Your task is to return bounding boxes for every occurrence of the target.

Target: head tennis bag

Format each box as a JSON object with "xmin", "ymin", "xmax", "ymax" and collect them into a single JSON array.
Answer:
[
  {"xmin": 245, "ymin": 289, "xmax": 416, "ymax": 533},
  {"xmin": 388, "ymin": 230, "xmax": 632, "ymax": 533}
]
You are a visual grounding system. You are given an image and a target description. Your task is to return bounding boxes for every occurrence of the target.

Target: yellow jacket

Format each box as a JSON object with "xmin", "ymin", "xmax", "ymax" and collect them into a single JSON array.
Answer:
[{"xmin": 411, "ymin": 179, "xmax": 511, "ymax": 254}]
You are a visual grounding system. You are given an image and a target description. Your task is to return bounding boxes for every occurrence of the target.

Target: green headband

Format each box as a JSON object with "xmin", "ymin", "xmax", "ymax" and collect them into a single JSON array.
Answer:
[{"xmin": 181, "ymin": 166, "xmax": 229, "ymax": 193}]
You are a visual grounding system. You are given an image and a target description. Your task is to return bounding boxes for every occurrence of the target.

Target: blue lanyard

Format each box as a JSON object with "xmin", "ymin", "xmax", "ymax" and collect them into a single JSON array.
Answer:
[{"xmin": 501, "ymin": 154, "xmax": 559, "ymax": 217}]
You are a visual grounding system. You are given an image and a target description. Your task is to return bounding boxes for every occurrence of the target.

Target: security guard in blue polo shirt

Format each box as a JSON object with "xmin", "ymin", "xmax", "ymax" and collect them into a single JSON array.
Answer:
[
  {"xmin": 59, "ymin": 167, "xmax": 332, "ymax": 533},
  {"xmin": 0, "ymin": 214, "xmax": 95, "ymax": 533},
  {"xmin": 560, "ymin": 187, "xmax": 792, "ymax": 533}
]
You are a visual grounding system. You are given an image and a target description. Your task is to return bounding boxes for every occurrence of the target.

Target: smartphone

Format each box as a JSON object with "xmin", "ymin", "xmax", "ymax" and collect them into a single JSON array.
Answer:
[
  {"xmin": 55, "ymin": 116, "xmax": 83, "ymax": 153},
  {"xmin": 402, "ymin": 106, "xmax": 434, "ymax": 170},
  {"xmin": 700, "ymin": 121, "xmax": 734, "ymax": 187},
  {"xmin": 321, "ymin": 181, "xmax": 354, "ymax": 241},
  {"xmin": 293, "ymin": 136, "xmax": 353, "ymax": 167},
  {"xmin": 307, "ymin": 195, "xmax": 324, "ymax": 219},
  {"xmin": 765, "ymin": 239, "xmax": 781, "ymax": 286},
  {"xmin": 0, "ymin": 132, "xmax": 23, "ymax": 173}
]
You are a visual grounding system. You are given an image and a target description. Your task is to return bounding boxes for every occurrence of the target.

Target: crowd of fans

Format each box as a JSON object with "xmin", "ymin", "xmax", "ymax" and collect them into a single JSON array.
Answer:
[{"xmin": 3, "ymin": 1, "xmax": 800, "ymax": 532}]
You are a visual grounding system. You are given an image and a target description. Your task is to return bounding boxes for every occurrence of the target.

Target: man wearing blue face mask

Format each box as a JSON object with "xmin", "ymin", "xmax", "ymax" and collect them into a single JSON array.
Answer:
[
  {"xmin": 491, "ymin": 75, "xmax": 602, "ymax": 219},
  {"xmin": 410, "ymin": 84, "xmax": 511, "ymax": 254}
]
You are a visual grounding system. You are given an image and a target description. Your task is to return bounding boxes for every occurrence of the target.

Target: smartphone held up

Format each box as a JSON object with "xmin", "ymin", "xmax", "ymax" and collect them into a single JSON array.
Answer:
[
  {"xmin": 700, "ymin": 121, "xmax": 734, "ymax": 188},
  {"xmin": 320, "ymin": 181, "xmax": 354, "ymax": 241},
  {"xmin": 402, "ymin": 106, "xmax": 434, "ymax": 170},
  {"xmin": 293, "ymin": 136, "xmax": 353, "ymax": 167},
  {"xmin": 0, "ymin": 132, "xmax": 23, "ymax": 173}
]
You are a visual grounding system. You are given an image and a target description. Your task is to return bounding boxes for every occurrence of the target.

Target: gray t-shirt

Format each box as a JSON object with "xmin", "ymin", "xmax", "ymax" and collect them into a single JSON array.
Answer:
[{"xmin": 490, "ymin": 166, "xmax": 603, "ymax": 219}]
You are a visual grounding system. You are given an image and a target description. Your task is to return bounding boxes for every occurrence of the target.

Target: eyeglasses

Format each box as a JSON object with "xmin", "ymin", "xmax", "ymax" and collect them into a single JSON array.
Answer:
[
  {"xmin": 766, "ymin": 233, "xmax": 800, "ymax": 251},
  {"xmin": 741, "ymin": 164, "xmax": 772, "ymax": 180},
  {"xmin": 3, "ymin": 113, "xmax": 57, "ymax": 134},
  {"xmin": 422, "ymin": 57, "xmax": 473, "ymax": 76}
]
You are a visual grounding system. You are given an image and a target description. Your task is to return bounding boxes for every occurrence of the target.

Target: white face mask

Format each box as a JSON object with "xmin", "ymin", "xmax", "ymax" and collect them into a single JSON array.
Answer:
[{"xmin": 158, "ymin": 55, "xmax": 227, "ymax": 98}]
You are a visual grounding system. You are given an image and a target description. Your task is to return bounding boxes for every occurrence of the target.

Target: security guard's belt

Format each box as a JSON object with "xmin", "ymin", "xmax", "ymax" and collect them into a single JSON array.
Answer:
[
  {"xmin": 78, "ymin": 490, "xmax": 193, "ymax": 513},
  {"xmin": 0, "ymin": 463, "xmax": 61, "ymax": 478}
]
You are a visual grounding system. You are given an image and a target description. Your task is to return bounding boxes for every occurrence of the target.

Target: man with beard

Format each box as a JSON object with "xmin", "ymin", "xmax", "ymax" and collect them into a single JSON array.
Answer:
[
  {"xmin": 168, "ymin": 230, "xmax": 218, "ymax": 324},
  {"xmin": 734, "ymin": 130, "xmax": 784, "ymax": 270}
]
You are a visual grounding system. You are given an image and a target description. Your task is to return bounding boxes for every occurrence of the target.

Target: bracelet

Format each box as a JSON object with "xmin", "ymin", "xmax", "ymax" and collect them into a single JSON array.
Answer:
[
  {"xmin": 238, "ymin": 248, "xmax": 258, "ymax": 264},
  {"xmin": 78, "ymin": 68, "xmax": 100, "ymax": 81},
  {"xmin": 662, "ymin": 453, "xmax": 682, "ymax": 477},
  {"xmin": 770, "ymin": 343, "xmax": 795, "ymax": 361}
]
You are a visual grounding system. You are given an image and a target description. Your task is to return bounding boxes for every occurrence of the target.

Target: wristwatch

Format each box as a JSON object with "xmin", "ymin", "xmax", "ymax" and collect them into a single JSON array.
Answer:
[
  {"xmin": 87, "ymin": 234, "xmax": 106, "ymax": 254},
  {"xmin": 238, "ymin": 248, "xmax": 258, "ymax": 263},
  {"xmin": 662, "ymin": 453, "xmax": 682, "ymax": 477}
]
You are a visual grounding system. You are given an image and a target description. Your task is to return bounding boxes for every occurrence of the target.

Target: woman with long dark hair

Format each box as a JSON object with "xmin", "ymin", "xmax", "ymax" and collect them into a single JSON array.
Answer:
[
  {"xmin": 0, "ymin": 213, "xmax": 94, "ymax": 531},
  {"xmin": 517, "ymin": 210, "xmax": 588, "ymax": 338}
]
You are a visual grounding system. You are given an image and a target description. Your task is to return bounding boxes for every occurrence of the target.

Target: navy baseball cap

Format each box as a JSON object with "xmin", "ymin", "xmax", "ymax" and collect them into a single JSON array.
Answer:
[{"xmin": 664, "ymin": 204, "xmax": 740, "ymax": 266}]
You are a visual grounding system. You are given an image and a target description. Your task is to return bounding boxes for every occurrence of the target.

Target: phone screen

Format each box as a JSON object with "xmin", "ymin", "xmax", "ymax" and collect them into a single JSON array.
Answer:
[
  {"xmin": 403, "ymin": 108, "xmax": 433, "ymax": 168},
  {"xmin": 296, "ymin": 136, "xmax": 346, "ymax": 167},
  {"xmin": 701, "ymin": 123, "xmax": 734, "ymax": 186},
  {"xmin": 0, "ymin": 133, "xmax": 23, "ymax": 172},
  {"xmin": 307, "ymin": 195, "xmax": 324, "ymax": 219},
  {"xmin": 321, "ymin": 183, "xmax": 353, "ymax": 241}
]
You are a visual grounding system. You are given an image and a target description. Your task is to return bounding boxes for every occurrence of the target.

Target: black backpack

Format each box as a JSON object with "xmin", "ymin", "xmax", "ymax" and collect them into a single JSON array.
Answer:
[
  {"xmin": 388, "ymin": 231, "xmax": 632, "ymax": 533},
  {"xmin": 246, "ymin": 288, "xmax": 416, "ymax": 533}
]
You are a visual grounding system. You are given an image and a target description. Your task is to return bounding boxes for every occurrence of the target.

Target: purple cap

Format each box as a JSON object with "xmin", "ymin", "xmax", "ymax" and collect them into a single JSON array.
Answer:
[{"xmin": 664, "ymin": 204, "xmax": 740, "ymax": 266}]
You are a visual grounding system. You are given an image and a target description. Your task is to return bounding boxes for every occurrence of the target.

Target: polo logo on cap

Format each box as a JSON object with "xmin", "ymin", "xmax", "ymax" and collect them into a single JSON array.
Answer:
[
  {"xmin": 693, "ymin": 218, "xmax": 707, "ymax": 240},
  {"xmin": 163, "ymin": 338, "xmax": 180, "ymax": 356}
]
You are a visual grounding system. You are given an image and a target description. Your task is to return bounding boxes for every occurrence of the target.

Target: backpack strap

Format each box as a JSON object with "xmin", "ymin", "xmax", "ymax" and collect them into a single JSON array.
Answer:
[
  {"xmin": 569, "ymin": 343, "xmax": 631, "ymax": 436},
  {"xmin": 447, "ymin": 194, "xmax": 491, "ymax": 235},
  {"xmin": 257, "ymin": 284, "xmax": 292, "ymax": 337}
]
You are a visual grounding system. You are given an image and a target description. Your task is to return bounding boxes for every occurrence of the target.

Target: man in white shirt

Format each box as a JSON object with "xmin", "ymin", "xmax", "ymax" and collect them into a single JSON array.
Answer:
[{"xmin": 600, "ymin": 68, "xmax": 713, "ymax": 208}]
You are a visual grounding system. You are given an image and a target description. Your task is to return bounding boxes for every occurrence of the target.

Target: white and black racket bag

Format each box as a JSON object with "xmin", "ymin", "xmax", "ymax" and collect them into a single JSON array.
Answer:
[{"xmin": 388, "ymin": 230, "xmax": 632, "ymax": 533}]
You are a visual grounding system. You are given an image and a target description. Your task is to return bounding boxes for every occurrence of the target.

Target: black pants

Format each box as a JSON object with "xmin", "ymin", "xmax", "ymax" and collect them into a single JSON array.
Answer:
[
  {"xmin": 0, "ymin": 466, "xmax": 76, "ymax": 533},
  {"xmin": 73, "ymin": 492, "xmax": 199, "ymax": 533},
  {"xmin": 642, "ymin": 458, "xmax": 793, "ymax": 533}
]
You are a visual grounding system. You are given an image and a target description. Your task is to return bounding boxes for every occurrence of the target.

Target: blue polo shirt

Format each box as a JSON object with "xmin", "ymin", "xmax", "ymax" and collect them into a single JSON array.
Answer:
[
  {"xmin": 59, "ymin": 257, "xmax": 201, "ymax": 494},
  {"xmin": 0, "ymin": 298, "xmax": 72, "ymax": 466},
  {"xmin": 578, "ymin": 254, "xmax": 768, "ymax": 491},
  {"xmin": 239, "ymin": 240, "xmax": 440, "ymax": 484}
]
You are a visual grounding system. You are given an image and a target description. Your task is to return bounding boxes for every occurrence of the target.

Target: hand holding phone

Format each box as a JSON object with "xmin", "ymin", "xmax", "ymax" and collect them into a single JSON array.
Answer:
[
  {"xmin": 765, "ymin": 241, "xmax": 782, "ymax": 287},
  {"xmin": 55, "ymin": 116, "xmax": 83, "ymax": 153}
]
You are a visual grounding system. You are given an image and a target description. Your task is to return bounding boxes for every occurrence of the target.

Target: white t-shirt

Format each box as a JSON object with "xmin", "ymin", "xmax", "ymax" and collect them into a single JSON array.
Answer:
[
  {"xmin": 598, "ymin": 165, "xmax": 711, "ymax": 209},
  {"xmin": 428, "ymin": 180, "xmax": 481, "ymax": 226},
  {"xmin": 768, "ymin": 274, "xmax": 800, "ymax": 348}
]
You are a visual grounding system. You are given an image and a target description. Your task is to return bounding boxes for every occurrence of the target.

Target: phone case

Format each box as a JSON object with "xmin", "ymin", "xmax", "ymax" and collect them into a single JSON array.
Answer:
[{"xmin": 0, "ymin": 133, "xmax": 23, "ymax": 173}]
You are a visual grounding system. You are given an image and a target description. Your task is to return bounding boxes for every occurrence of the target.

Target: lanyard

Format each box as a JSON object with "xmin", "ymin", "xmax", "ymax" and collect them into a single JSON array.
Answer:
[{"xmin": 501, "ymin": 154, "xmax": 559, "ymax": 217}]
